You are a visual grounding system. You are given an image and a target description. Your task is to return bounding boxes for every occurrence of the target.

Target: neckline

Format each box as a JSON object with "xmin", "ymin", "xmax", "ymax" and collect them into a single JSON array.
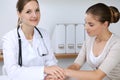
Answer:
[{"xmin": 91, "ymin": 34, "xmax": 113, "ymax": 58}]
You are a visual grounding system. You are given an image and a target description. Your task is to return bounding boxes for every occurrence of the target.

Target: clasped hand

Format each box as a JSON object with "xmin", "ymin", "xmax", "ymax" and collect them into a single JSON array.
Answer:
[{"xmin": 44, "ymin": 65, "xmax": 66, "ymax": 80}]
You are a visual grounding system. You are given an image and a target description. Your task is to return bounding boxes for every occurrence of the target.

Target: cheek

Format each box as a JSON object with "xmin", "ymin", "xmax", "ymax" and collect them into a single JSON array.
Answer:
[
  {"xmin": 89, "ymin": 26, "xmax": 99, "ymax": 35},
  {"xmin": 94, "ymin": 27, "xmax": 102, "ymax": 34},
  {"xmin": 38, "ymin": 14, "xmax": 40, "ymax": 20},
  {"xmin": 38, "ymin": 16, "xmax": 40, "ymax": 21},
  {"xmin": 21, "ymin": 15, "xmax": 28, "ymax": 22},
  {"xmin": 22, "ymin": 19, "xmax": 28, "ymax": 24}
]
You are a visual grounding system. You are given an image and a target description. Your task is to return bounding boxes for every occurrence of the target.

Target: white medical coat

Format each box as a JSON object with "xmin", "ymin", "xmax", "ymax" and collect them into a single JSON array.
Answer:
[{"xmin": 2, "ymin": 27, "xmax": 57, "ymax": 80}]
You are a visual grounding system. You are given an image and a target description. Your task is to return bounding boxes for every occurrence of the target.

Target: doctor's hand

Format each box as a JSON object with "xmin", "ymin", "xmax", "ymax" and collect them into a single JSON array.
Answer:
[{"xmin": 44, "ymin": 65, "xmax": 65, "ymax": 80}]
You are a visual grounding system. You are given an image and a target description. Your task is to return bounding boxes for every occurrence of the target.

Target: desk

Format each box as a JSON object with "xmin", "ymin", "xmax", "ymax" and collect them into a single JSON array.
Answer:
[
  {"xmin": 0, "ymin": 54, "xmax": 77, "ymax": 61},
  {"xmin": 0, "ymin": 50, "xmax": 78, "ymax": 61},
  {"xmin": 55, "ymin": 53, "xmax": 78, "ymax": 59}
]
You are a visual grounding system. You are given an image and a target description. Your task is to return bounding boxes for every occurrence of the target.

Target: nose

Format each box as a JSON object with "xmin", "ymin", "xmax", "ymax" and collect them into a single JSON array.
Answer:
[{"xmin": 32, "ymin": 12, "xmax": 37, "ymax": 18}]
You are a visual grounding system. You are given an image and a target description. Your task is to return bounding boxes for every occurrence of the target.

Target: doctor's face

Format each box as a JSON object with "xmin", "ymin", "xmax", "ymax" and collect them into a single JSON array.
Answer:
[
  {"xmin": 18, "ymin": 1, "xmax": 40, "ymax": 27},
  {"xmin": 84, "ymin": 14, "xmax": 106, "ymax": 37}
]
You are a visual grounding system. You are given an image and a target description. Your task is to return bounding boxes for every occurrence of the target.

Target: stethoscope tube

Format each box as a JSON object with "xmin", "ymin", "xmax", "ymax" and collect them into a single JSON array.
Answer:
[
  {"xmin": 17, "ymin": 25, "xmax": 22, "ymax": 66},
  {"xmin": 17, "ymin": 25, "xmax": 48, "ymax": 66}
]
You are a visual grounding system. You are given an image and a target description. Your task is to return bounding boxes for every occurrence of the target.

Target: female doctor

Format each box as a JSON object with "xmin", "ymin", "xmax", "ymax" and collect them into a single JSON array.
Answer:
[{"xmin": 2, "ymin": 0, "xmax": 65, "ymax": 80}]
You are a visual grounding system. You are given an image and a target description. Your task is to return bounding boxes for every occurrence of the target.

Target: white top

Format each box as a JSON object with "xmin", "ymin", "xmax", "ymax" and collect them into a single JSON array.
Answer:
[
  {"xmin": 2, "ymin": 27, "xmax": 57, "ymax": 80},
  {"xmin": 89, "ymin": 48, "xmax": 104, "ymax": 69},
  {"xmin": 89, "ymin": 35, "xmax": 113, "ymax": 69},
  {"xmin": 75, "ymin": 34, "xmax": 120, "ymax": 80}
]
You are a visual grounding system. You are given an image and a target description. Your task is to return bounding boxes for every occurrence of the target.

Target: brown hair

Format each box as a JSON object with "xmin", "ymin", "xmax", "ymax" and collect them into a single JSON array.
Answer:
[
  {"xmin": 86, "ymin": 3, "xmax": 120, "ymax": 25},
  {"xmin": 16, "ymin": 0, "xmax": 39, "ymax": 13},
  {"xmin": 109, "ymin": 6, "xmax": 120, "ymax": 23}
]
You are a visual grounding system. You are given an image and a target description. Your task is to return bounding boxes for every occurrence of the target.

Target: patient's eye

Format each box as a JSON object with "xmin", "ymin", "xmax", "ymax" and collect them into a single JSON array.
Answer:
[{"xmin": 88, "ymin": 22, "xmax": 94, "ymax": 27}]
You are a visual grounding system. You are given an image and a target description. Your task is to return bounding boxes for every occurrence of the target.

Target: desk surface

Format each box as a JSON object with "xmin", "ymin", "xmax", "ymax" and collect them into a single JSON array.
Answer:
[
  {"xmin": 0, "ymin": 53, "xmax": 77, "ymax": 61},
  {"xmin": 55, "ymin": 53, "xmax": 78, "ymax": 59},
  {"xmin": 0, "ymin": 49, "xmax": 77, "ymax": 61}
]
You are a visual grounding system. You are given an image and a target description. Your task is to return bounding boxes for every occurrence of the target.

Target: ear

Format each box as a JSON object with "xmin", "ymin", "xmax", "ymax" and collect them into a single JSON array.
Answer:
[{"xmin": 103, "ymin": 21, "xmax": 109, "ymax": 27}]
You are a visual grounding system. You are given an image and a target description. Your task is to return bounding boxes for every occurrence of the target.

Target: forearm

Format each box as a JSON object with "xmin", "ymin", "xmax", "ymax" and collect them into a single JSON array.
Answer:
[
  {"xmin": 67, "ymin": 63, "xmax": 80, "ymax": 70},
  {"xmin": 65, "ymin": 69, "xmax": 105, "ymax": 80}
]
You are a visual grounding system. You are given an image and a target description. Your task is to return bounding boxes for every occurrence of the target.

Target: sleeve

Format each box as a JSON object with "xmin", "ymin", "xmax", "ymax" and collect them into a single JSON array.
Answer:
[
  {"xmin": 74, "ymin": 41, "xmax": 86, "ymax": 66},
  {"xmin": 99, "ymin": 40, "xmax": 120, "ymax": 75},
  {"xmin": 2, "ymin": 32, "xmax": 45, "ymax": 80}
]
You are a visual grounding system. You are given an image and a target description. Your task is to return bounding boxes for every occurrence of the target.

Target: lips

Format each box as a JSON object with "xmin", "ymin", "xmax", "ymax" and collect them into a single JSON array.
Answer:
[
  {"xmin": 30, "ymin": 19, "xmax": 38, "ymax": 21},
  {"xmin": 30, "ymin": 19, "xmax": 39, "ymax": 24}
]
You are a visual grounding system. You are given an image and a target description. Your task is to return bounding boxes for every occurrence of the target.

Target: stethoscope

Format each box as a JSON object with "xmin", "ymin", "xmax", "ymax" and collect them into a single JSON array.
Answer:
[{"xmin": 17, "ymin": 25, "xmax": 48, "ymax": 66}]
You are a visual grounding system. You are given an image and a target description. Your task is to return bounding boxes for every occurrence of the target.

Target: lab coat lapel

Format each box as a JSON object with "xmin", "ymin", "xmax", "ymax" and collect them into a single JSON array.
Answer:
[
  {"xmin": 32, "ymin": 28, "xmax": 40, "ymax": 50},
  {"xmin": 18, "ymin": 27, "xmax": 36, "ymax": 63},
  {"xmin": 18, "ymin": 27, "xmax": 29, "ymax": 47}
]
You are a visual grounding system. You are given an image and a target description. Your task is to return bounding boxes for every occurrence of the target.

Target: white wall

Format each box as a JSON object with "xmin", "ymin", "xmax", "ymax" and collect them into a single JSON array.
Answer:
[
  {"xmin": 0, "ymin": 0, "xmax": 120, "ymax": 47},
  {"xmin": 0, "ymin": 0, "xmax": 18, "ymax": 37},
  {"xmin": 0, "ymin": 0, "xmax": 120, "ymax": 52},
  {"xmin": 0, "ymin": 0, "xmax": 120, "ymax": 38},
  {"xmin": 39, "ymin": 0, "xmax": 120, "ymax": 37}
]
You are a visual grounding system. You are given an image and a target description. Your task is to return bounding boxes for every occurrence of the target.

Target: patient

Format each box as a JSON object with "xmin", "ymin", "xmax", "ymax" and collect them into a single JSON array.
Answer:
[{"xmin": 65, "ymin": 3, "xmax": 120, "ymax": 80}]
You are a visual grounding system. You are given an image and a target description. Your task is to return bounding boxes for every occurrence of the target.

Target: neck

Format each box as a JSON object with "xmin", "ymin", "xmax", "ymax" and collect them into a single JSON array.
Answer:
[
  {"xmin": 96, "ymin": 31, "xmax": 112, "ymax": 42},
  {"xmin": 21, "ymin": 24, "xmax": 34, "ymax": 40}
]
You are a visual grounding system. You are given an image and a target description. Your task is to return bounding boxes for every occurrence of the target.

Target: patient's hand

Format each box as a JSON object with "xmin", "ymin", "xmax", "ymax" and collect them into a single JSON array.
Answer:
[
  {"xmin": 44, "ymin": 74, "xmax": 65, "ymax": 80},
  {"xmin": 44, "ymin": 65, "xmax": 65, "ymax": 80}
]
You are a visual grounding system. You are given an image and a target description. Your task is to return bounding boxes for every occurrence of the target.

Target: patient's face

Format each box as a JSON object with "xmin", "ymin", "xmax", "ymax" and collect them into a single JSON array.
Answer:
[{"xmin": 84, "ymin": 14, "xmax": 105, "ymax": 37}]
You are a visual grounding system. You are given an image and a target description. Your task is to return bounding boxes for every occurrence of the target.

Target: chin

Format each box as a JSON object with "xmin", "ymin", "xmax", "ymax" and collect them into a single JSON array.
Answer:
[
  {"xmin": 30, "ymin": 21, "xmax": 39, "ymax": 26},
  {"xmin": 31, "ymin": 23, "xmax": 38, "ymax": 27},
  {"xmin": 89, "ymin": 35, "xmax": 95, "ymax": 37},
  {"xmin": 88, "ymin": 34, "xmax": 95, "ymax": 37}
]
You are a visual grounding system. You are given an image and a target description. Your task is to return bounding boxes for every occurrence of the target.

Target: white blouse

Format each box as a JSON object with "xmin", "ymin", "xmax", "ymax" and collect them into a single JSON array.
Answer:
[{"xmin": 89, "ymin": 35, "xmax": 113, "ymax": 69}]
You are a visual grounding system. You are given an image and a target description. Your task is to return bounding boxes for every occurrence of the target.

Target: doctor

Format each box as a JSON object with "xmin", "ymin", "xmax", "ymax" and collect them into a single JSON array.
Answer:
[{"xmin": 2, "ymin": 0, "xmax": 65, "ymax": 80}]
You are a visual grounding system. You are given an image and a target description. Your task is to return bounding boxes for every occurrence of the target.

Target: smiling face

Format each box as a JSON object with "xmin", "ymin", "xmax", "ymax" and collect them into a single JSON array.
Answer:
[
  {"xmin": 84, "ymin": 13, "xmax": 108, "ymax": 37},
  {"xmin": 18, "ymin": 1, "xmax": 40, "ymax": 27}
]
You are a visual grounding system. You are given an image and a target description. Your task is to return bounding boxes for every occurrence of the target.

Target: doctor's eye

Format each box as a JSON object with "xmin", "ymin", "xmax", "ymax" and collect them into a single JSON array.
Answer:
[
  {"xmin": 26, "ymin": 10, "xmax": 31, "ymax": 14},
  {"xmin": 36, "ymin": 8, "xmax": 40, "ymax": 12}
]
